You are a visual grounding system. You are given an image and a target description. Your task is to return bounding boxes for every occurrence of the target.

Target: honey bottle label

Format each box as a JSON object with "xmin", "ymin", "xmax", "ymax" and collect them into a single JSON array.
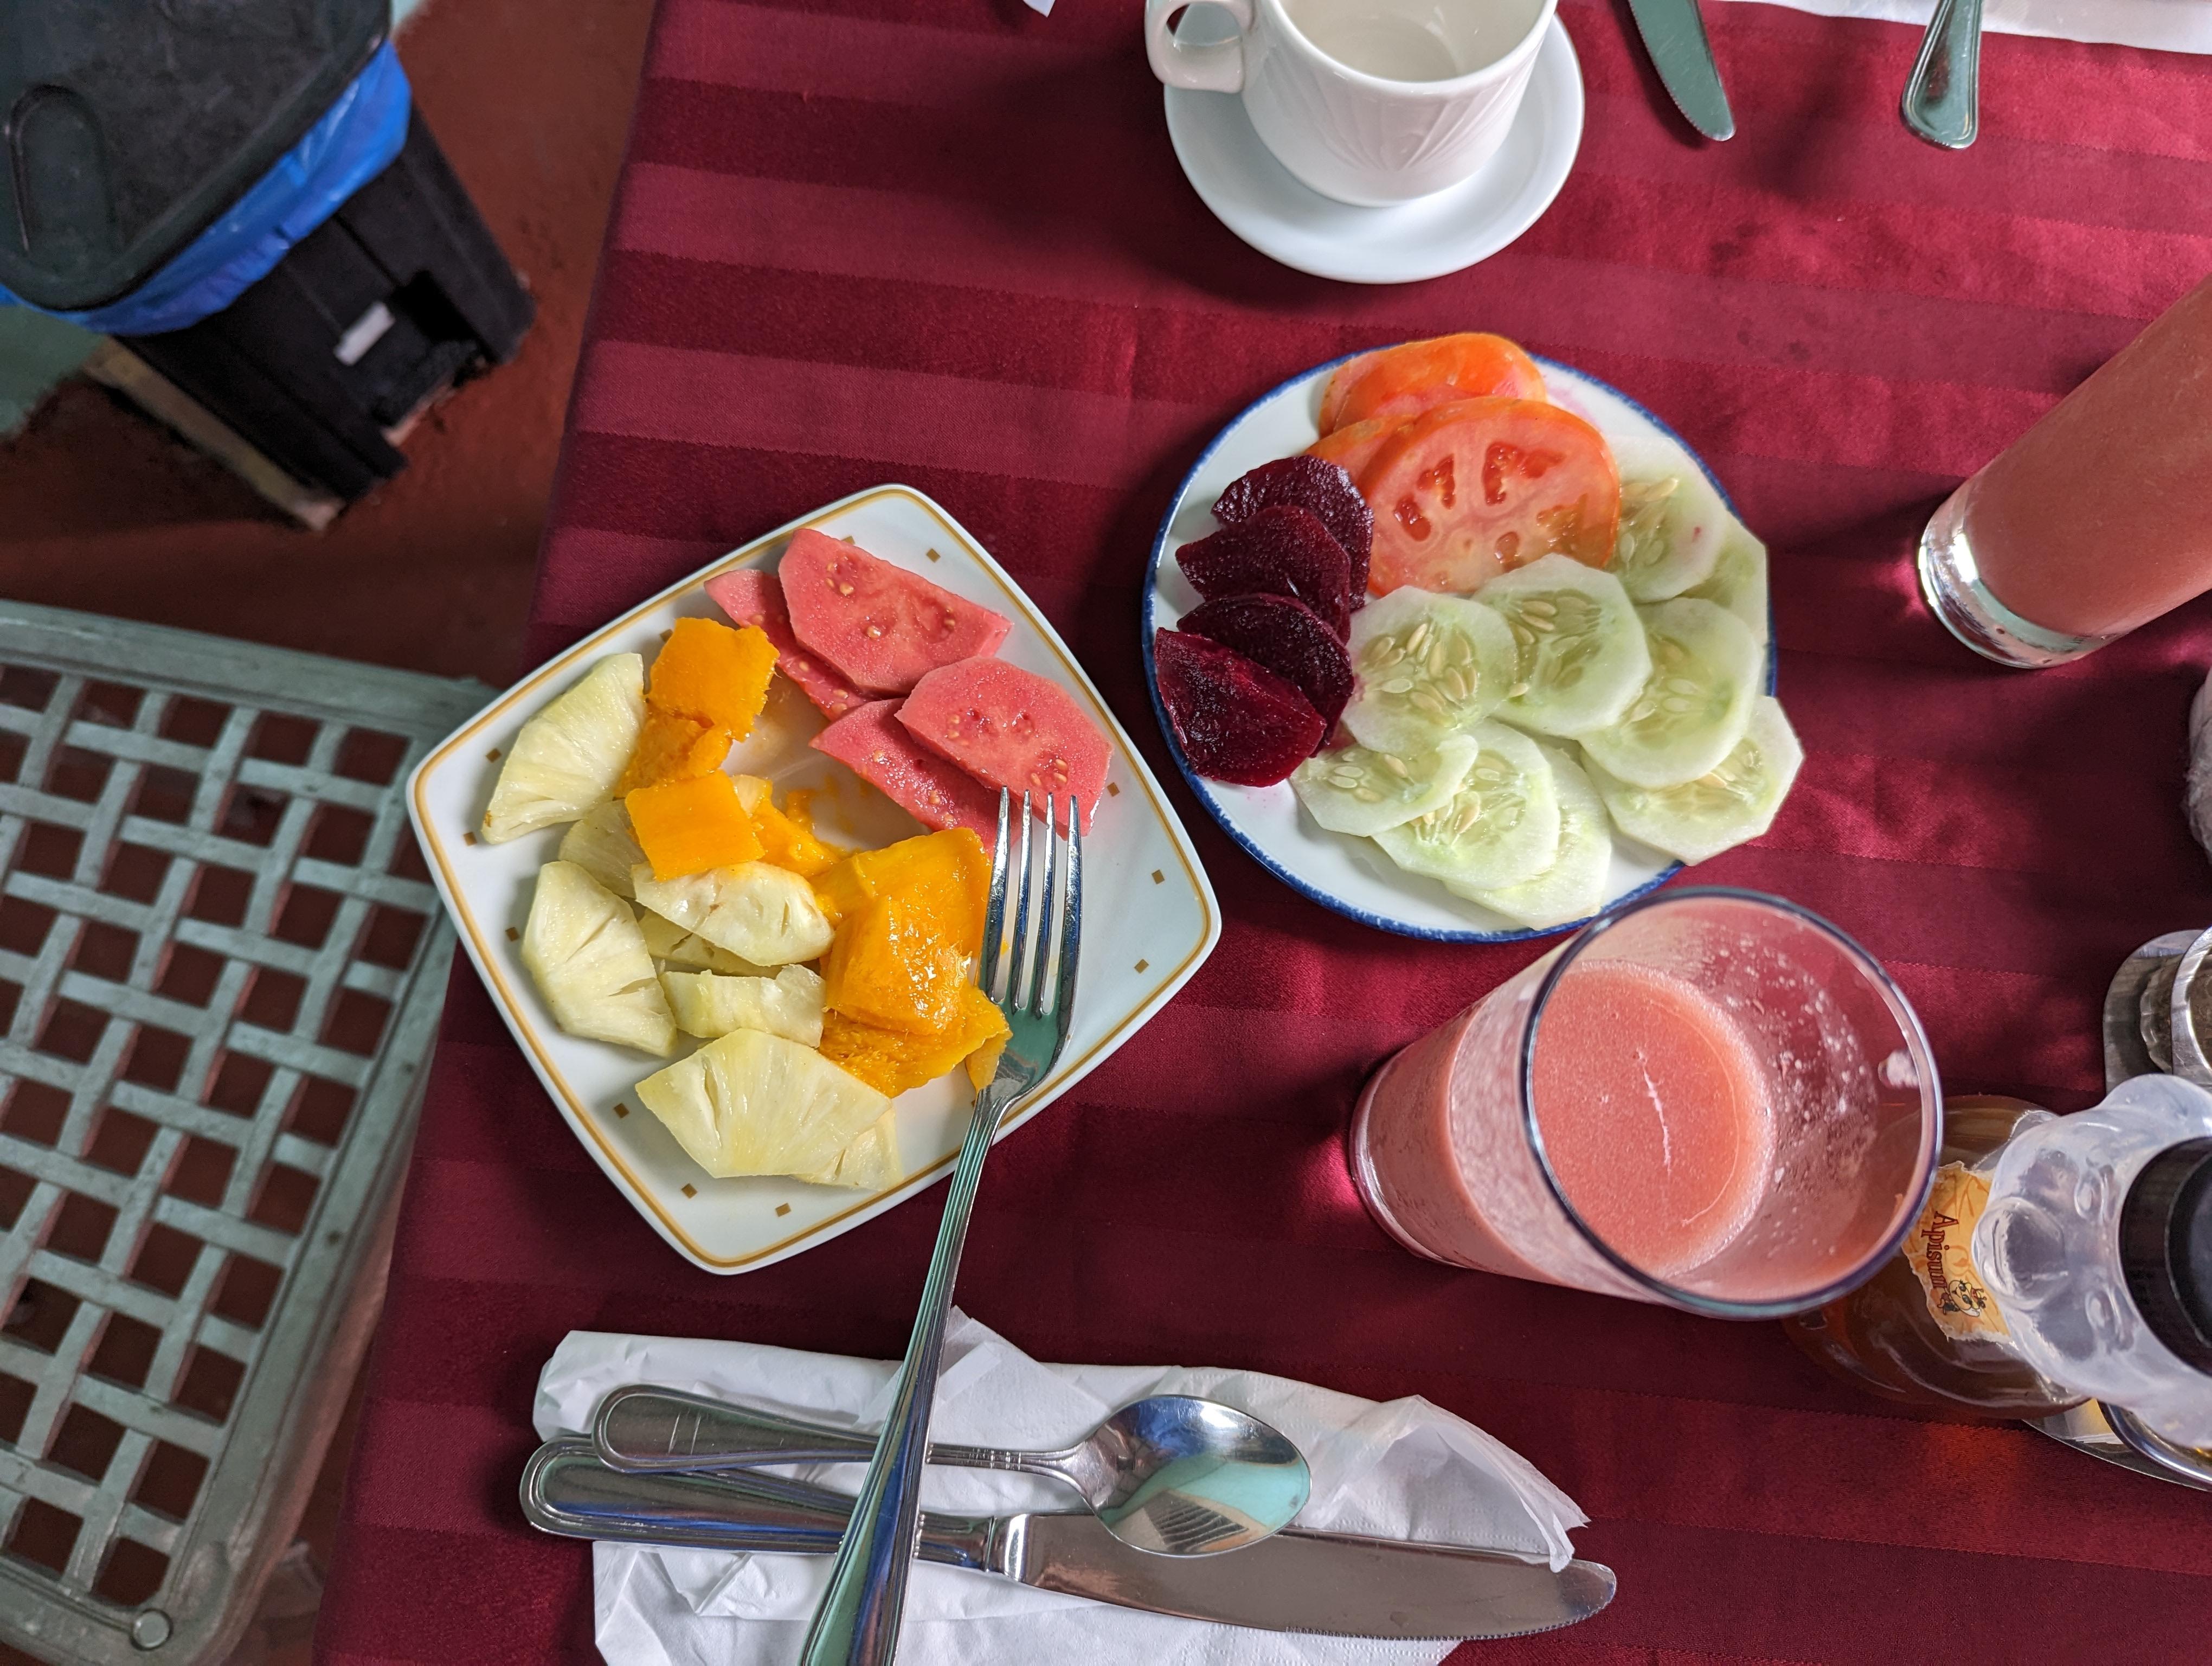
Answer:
[{"xmin": 1906, "ymin": 1162, "xmax": 2009, "ymax": 1341}]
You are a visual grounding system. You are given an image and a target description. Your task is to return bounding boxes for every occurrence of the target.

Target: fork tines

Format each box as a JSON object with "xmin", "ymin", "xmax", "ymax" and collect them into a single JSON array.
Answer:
[{"xmin": 979, "ymin": 789, "xmax": 1081, "ymax": 1026}]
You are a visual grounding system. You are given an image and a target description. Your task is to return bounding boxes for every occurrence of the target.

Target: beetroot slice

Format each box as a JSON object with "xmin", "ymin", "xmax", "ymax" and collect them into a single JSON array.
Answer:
[
  {"xmin": 1176, "ymin": 594, "xmax": 1352, "ymax": 749},
  {"xmin": 1174, "ymin": 505, "xmax": 1352, "ymax": 640},
  {"xmin": 1153, "ymin": 629, "xmax": 1323, "ymax": 788},
  {"xmin": 1213, "ymin": 456, "xmax": 1373, "ymax": 601}
]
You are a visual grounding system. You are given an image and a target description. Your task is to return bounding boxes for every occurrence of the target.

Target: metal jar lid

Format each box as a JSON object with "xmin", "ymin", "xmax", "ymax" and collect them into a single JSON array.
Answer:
[{"xmin": 2119, "ymin": 1136, "xmax": 2212, "ymax": 1375}]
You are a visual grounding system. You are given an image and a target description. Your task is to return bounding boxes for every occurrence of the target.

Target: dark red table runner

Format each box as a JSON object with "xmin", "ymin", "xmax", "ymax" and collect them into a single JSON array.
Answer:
[{"xmin": 318, "ymin": 3, "xmax": 2212, "ymax": 1659}]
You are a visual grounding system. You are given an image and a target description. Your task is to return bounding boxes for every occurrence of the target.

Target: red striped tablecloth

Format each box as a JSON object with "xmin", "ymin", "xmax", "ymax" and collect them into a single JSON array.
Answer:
[{"xmin": 318, "ymin": 3, "xmax": 2212, "ymax": 1659}]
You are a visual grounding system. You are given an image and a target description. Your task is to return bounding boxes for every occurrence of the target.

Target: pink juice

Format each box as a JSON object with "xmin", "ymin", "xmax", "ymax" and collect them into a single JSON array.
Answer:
[
  {"xmin": 1960, "ymin": 274, "xmax": 2212, "ymax": 642},
  {"xmin": 1529, "ymin": 961, "xmax": 1772, "ymax": 1276},
  {"xmin": 1359, "ymin": 959, "xmax": 1773, "ymax": 1285}
]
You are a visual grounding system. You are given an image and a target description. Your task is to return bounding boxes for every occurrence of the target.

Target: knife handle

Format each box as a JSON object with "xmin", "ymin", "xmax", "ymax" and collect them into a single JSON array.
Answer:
[{"xmin": 522, "ymin": 1440, "xmax": 1003, "ymax": 1573}]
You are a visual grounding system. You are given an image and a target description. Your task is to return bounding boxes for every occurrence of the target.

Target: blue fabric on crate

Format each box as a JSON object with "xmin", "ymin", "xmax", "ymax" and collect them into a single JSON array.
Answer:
[{"xmin": 0, "ymin": 42, "xmax": 411, "ymax": 337}]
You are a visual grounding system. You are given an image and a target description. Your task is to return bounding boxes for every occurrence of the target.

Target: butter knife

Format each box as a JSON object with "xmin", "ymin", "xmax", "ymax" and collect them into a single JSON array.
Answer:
[
  {"xmin": 520, "ymin": 1441, "xmax": 1615, "ymax": 1642},
  {"xmin": 1626, "ymin": 0, "xmax": 1735, "ymax": 142}
]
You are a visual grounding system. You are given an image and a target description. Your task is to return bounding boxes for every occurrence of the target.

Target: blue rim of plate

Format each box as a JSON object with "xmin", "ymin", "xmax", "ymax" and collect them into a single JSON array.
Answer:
[{"xmin": 1140, "ymin": 348, "xmax": 1777, "ymax": 945}]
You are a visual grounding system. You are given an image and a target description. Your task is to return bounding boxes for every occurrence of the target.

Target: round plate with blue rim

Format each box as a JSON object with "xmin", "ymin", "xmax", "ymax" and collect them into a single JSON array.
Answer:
[{"xmin": 1141, "ymin": 351, "xmax": 1777, "ymax": 944}]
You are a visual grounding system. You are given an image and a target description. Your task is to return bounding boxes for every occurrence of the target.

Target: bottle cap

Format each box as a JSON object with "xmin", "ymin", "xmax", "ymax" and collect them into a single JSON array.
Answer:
[{"xmin": 2120, "ymin": 1137, "xmax": 2212, "ymax": 1375}]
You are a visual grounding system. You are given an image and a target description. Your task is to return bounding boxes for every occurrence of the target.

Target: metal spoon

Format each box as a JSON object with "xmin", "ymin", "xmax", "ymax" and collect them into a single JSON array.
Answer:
[
  {"xmin": 2026, "ymin": 1401, "xmax": 2212, "ymax": 1491},
  {"xmin": 593, "ymin": 1386, "xmax": 1313, "ymax": 1555},
  {"xmin": 1902, "ymin": 0, "xmax": 1983, "ymax": 149}
]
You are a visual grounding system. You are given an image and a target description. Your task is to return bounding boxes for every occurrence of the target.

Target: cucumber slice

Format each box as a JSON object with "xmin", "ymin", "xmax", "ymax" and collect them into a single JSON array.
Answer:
[
  {"xmin": 1373, "ymin": 722, "xmax": 1561, "ymax": 893},
  {"xmin": 1482, "ymin": 555, "xmax": 1652, "ymax": 738},
  {"xmin": 1340, "ymin": 588, "xmax": 1516, "ymax": 754},
  {"xmin": 1681, "ymin": 517, "xmax": 1769, "ymax": 645},
  {"xmin": 1610, "ymin": 434, "xmax": 1729, "ymax": 603},
  {"xmin": 1587, "ymin": 695, "xmax": 1804, "ymax": 864},
  {"xmin": 1456, "ymin": 744, "xmax": 1613, "ymax": 928},
  {"xmin": 1292, "ymin": 734, "xmax": 1479, "ymax": 838},
  {"xmin": 1577, "ymin": 599, "xmax": 1760, "ymax": 789}
]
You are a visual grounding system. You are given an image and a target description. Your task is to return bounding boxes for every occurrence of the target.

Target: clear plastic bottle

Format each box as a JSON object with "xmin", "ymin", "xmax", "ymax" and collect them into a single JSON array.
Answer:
[
  {"xmin": 1975, "ymin": 1074, "xmax": 2212, "ymax": 1447},
  {"xmin": 1787, "ymin": 1077, "xmax": 2212, "ymax": 1449}
]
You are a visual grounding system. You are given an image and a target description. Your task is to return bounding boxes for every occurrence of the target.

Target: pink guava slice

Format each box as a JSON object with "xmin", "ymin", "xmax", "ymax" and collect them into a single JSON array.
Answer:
[
  {"xmin": 811, "ymin": 699, "xmax": 1001, "ymax": 841},
  {"xmin": 896, "ymin": 658, "xmax": 1111, "ymax": 829},
  {"xmin": 779, "ymin": 528, "xmax": 1010, "ymax": 695},
  {"xmin": 703, "ymin": 566, "xmax": 869, "ymax": 718},
  {"xmin": 1152, "ymin": 630, "xmax": 1323, "ymax": 787}
]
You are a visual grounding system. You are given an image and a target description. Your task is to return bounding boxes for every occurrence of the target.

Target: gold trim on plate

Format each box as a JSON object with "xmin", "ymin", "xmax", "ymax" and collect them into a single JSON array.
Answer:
[{"xmin": 411, "ymin": 485, "xmax": 1217, "ymax": 1269}]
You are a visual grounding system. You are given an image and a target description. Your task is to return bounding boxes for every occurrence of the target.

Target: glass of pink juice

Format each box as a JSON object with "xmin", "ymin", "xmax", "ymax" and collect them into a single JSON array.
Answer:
[
  {"xmin": 1347, "ymin": 889, "xmax": 1943, "ymax": 1316},
  {"xmin": 1919, "ymin": 273, "xmax": 2212, "ymax": 668}
]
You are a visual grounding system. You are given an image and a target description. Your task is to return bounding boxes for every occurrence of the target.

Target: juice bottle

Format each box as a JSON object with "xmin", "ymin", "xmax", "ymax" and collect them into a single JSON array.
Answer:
[
  {"xmin": 1787, "ymin": 1077, "xmax": 2212, "ymax": 1449},
  {"xmin": 1784, "ymin": 1099, "xmax": 2080, "ymax": 1417}
]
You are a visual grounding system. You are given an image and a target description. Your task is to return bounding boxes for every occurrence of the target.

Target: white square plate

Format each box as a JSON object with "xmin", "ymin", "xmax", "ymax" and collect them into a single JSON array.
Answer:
[{"xmin": 409, "ymin": 486, "xmax": 1221, "ymax": 1273}]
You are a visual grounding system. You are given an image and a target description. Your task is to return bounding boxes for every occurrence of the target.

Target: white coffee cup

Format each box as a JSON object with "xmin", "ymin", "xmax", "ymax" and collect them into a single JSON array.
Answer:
[{"xmin": 1145, "ymin": 0, "xmax": 1557, "ymax": 207}]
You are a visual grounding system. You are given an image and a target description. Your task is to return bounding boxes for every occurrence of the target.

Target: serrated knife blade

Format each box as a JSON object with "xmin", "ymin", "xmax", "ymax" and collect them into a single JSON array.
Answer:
[
  {"xmin": 1626, "ymin": 0, "xmax": 1735, "ymax": 140},
  {"xmin": 522, "ymin": 1441, "xmax": 1616, "ymax": 1642}
]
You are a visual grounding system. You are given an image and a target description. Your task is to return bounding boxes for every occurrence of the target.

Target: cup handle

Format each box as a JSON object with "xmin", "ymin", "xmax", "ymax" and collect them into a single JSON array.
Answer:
[{"xmin": 1145, "ymin": 0, "xmax": 1251, "ymax": 94}]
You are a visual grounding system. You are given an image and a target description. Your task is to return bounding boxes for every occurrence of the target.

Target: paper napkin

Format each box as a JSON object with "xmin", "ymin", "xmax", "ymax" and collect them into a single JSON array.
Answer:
[
  {"xmin": 533, "ymin": 1311, "xmax": 1589, "ymax": 1666},
  {"xmin": 1718, "ymin": 0, "xmax": 2212, "ymax": 55}
]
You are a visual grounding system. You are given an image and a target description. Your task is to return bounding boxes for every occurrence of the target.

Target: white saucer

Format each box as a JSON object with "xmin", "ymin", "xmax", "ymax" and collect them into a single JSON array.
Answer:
[{"xmin": 1162, "ymin": 18, "xmax": 1584, "ymax": 286}]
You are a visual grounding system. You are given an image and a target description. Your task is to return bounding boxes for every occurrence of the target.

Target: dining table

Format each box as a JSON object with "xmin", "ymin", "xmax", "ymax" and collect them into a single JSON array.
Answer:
[{"xmin": 312, "ymin": 1, "xmax": 2212, "ymax": 1660}]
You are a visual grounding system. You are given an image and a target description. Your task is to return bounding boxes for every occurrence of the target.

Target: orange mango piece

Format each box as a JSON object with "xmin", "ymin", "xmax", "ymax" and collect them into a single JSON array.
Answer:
[
  {"xmin": 812, "ymin": 860, "xmax": 871, "ymax": 929},
  {"xmin": 821, "ymin": 986, "xmax": 1010, "ymax": 1097},
  {"xmin": 813, "ymin": 828, "xmax": 985, "ymax": 930},
  {"xmin": 648, "ymin": 617, "xmax": 779, "ymax": 739},
  {"xmin": 964, "ymin": 1033, "xmax": 1006, "ymax": 1091},
  {"xmin": 824, "ymin": 894, "xmax": 969, "ymax": 1035},
  {"xmin": 835, "ymin": 830, "xmax": 990, "ymax": 945},
  {"xmin": 617, "ymin": 708, "xmax": 732, "ymax": 793},
  {"xmin": 753, "ymin": 798, "xmax": 846, "ymax": 879},
  {"xmin": 818, "ymin": 830, "xmax": 993, "ymax": 1033},
  {"xmin": 626, "ymin": 773, "xmax": 763, "ymax": 880}
]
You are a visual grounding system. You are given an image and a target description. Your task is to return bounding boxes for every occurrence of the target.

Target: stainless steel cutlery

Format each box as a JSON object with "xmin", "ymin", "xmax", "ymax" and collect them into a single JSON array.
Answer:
[
  {"xmin": 522, "ymin": 1440, "xmax": 1618, "ymax": 1643},
  {"xmin": 593, "ymin": 1386, "xmax": 1313, "ymax": 1555}
]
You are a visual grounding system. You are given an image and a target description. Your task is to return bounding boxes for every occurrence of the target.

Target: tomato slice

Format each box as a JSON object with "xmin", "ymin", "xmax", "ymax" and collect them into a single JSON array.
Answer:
[
  {"xmin": 1321, "ymin": 333, "xmax": 1547, "ymax": 434},
  {"xmin": 1360, "ymin": 398, "xmax": 1621, "ymax": 595},
  {"xmin": 1305, "ymin": 414, "xmax": 1403, "ymax": 483},
  {"xmin": 1316, "ymin": 350, "xmax": 1381, "ymax": 432}
]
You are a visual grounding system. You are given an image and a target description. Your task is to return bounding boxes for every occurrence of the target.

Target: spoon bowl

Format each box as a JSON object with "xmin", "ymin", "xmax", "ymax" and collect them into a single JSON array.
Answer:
[
  {"xmin": 593, "ymin": 1385, "xmax": 1313, "ymax": 1555},
  {"xmin": 1046, "ymin": 1394, "xmax": 1312, "ymax": 1554}
]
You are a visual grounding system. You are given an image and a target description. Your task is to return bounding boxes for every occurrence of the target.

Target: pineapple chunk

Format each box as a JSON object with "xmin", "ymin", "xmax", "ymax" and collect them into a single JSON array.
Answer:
[
  {"xmin": 794, "ymin": 1108, "xmax": 903, "ymax": 1189},
  {"xmin": 638, "ymin": 911, "xmax": 769, "ymax": 976},
  {"xmin": 661, "ymin": 965, "xmax": 826, "ymax": 1045},
  {"xmin": 483, "ymin": 655, "xmax": 646, "ymax": 842},
  {"xmin": 635, "ymin": 1028, "xmax": 889, "ymax": 1178},
  {"xmin": 632, "ymin": 861, "xmax": 834, "ymax": 966},
  {"xmin": 521, "ymin": 861, "xmax": 676, "ymax": 1055},
  {"xmin": 556, "ymin": 802, "xmax": 647, "ymax": 899}
]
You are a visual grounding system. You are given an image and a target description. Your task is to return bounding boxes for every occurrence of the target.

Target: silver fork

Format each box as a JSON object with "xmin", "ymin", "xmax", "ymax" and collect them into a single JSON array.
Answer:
[{"xmin": 800, "ymin": 787, "xmax": 1083, "ymax": 1666}]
